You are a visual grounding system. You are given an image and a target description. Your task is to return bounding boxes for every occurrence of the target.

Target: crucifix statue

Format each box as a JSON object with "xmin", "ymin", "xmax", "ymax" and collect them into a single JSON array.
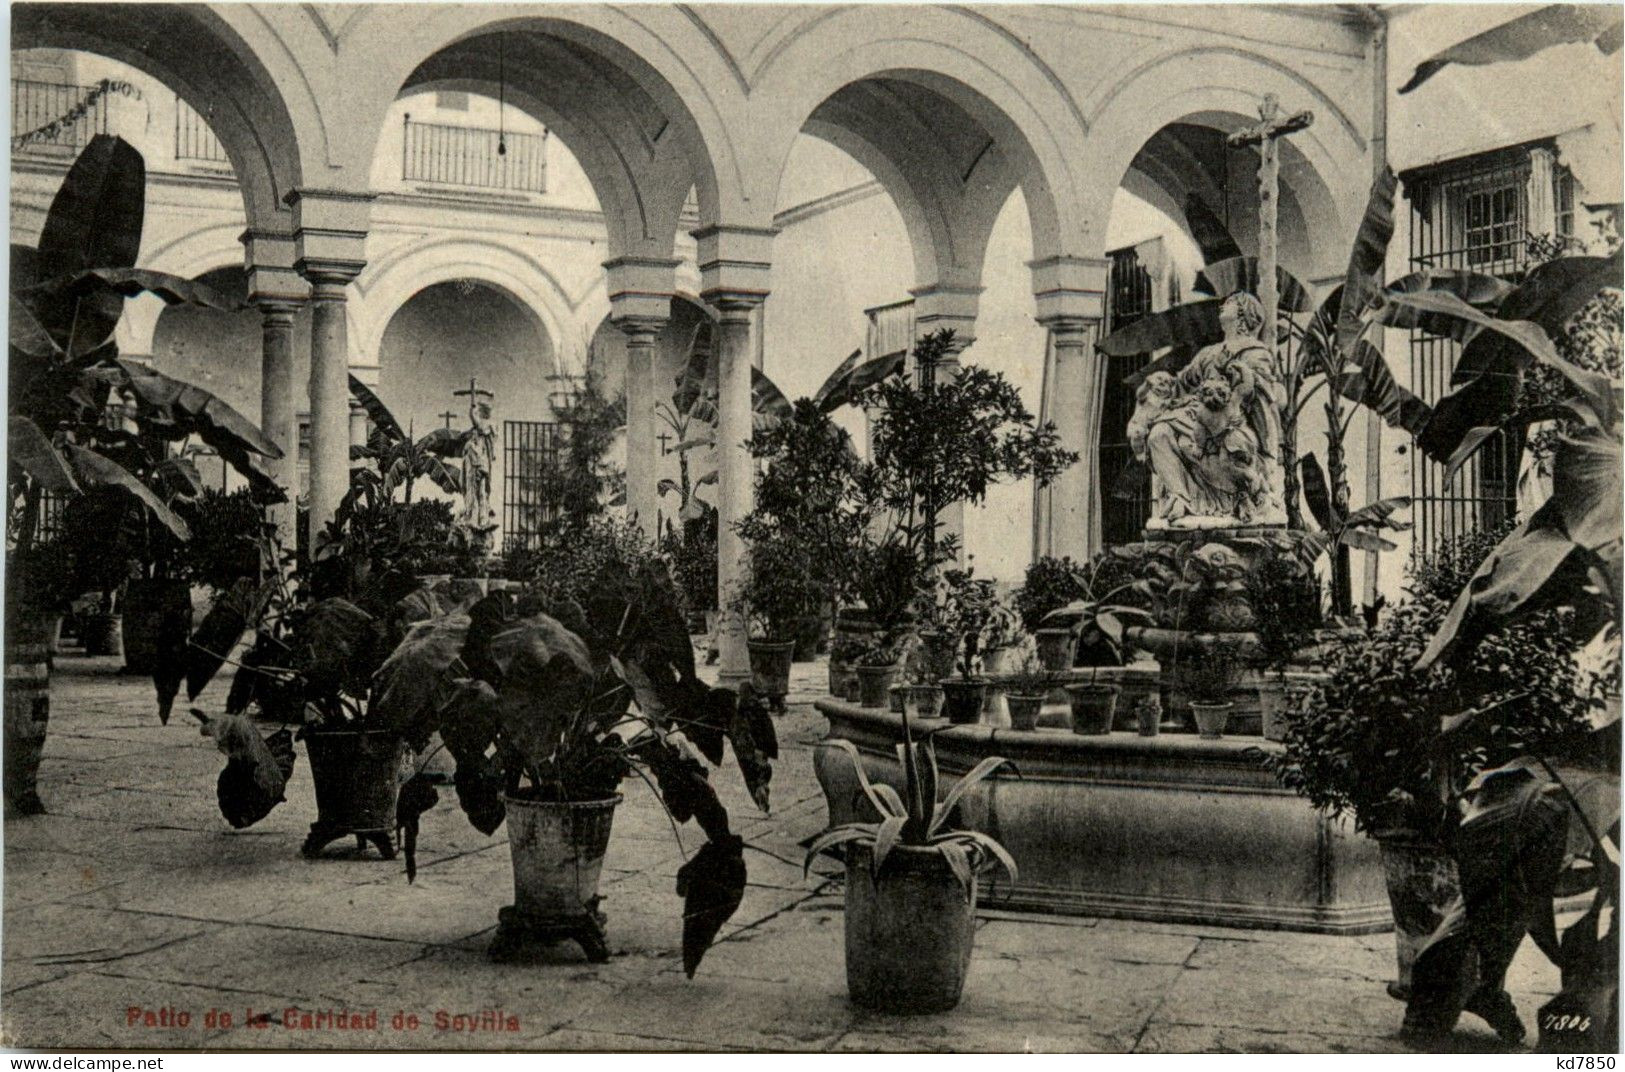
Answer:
[
  {"xmin": 1226, "ymin": 93, "xmax": 1313, "ymax": 372},
  {"xmin": 453, "ymin": 377, "xmax": 498, "ymax": 535},
  {"xmin": 438, "ymin": 409, "xmax": 459, "ymax": 430}
]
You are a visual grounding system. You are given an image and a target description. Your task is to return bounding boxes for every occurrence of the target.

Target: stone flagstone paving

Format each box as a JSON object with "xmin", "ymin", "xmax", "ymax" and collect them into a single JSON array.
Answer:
[{"xmin": 1, "ymin": 654, "xmax": 1565, "ymax": 1052}]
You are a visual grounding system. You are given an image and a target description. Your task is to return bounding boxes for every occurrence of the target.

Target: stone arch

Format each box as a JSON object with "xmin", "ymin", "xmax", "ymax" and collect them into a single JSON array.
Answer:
[
  {"xmin": 13, "ymin": 4, "xmax": 306, "ymax": 232},
  {"xmin": 321, "ymin": 7, "xmax": 738, "ymax": 258},
  {"xmin": 1088, "ymin": 47, "xmax": 1368, "ymax": 278},
  {"xmin": 748, "ymin": 6, "xmax": 1094, "ymax": 275},
  {"xmin": 352, "ymin": 237, "xmax": 574, "ymax": 374}
]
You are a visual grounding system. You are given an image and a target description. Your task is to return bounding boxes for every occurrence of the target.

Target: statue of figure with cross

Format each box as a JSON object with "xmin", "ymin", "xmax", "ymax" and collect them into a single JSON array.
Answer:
[
  {"xmin": 1128, "ymin": 93, "xmax": 1311, "ymax": 530},
  {"xmin": 455, "ymin": 377, "xmax": 498, "ymax": 537}
]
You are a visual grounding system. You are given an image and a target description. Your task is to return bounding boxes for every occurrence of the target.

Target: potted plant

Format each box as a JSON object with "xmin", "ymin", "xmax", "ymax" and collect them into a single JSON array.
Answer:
[
  {"xmin": 1267, "ymin": 593, "xmax": 1600, "ymax": 1017},
  {"xmin": 1243, "ymin": 546, "xmax": 1323, "ymax": 741},
  {"xmin": 1002, "ymin": 643, "xmax": 1055, "ymax": 732},
  {"xmin": 374, "ymin": 560, "xmax": 776, "ymax": 974},
  {"xmin": 1174, "ymin": 643, "xmax": 1241, "ymax": 739},
  {"xmin": 934, "ymin": 566, "xmax": 1002, "ymax": 725},
  {"xmin": 855, "ymin": 636, "xmax": 904, "ymax": 710},
  {"xmin": 805, "ymin": 718, "xmax": 1017, "ymax": 1014},
  {"xmin": 894, "ymin": 629, "xmax": 950, "ymax": 718},
  {"xmin": 735, "ymin": 532, "xmax": 822, "ymax": 712},
  {"xmin": 1045, "ymin": 577, "xmax": 1149, "ymax": 736}
]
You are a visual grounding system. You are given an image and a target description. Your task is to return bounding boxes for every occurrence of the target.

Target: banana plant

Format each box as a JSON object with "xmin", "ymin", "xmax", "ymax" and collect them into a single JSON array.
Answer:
[
  {"xmin": 9, "ymin": 135, "xmax": 284, "ymax": 554},
  {"xmin": 346, "ymin": 375, "xmax": 465, "ymax": 506}
]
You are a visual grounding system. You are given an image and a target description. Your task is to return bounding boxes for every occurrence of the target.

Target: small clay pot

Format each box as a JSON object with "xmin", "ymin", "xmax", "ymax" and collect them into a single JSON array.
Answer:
[
  {"xmin": 940, "ymin": 678, "xmax": 989, "ymax": 725},
  {"xmin": 1005, "ymin": 694, "xmax": 1045, "ymax": 732},
  {"xmin": 1191, "ymin": 701, "xmax": 1233, "ymax": 740},
  {"xmin": 1065, "ymin": 682, "xmax": 1120, "ymax": 735},
  {"xmin": 855, "ymin": 663, "xmax": 900, "ymax": 709}
]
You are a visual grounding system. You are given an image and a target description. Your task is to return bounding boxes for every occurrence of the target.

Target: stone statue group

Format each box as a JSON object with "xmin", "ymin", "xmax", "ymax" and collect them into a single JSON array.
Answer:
[{"xmin": 1128, "ymin": 292, "xmax": 1288, "ymax": 530}]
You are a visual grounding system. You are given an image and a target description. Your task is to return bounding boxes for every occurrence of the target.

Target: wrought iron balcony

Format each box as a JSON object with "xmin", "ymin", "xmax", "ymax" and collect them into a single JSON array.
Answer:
[{"xmin": 12, "ymin": 78, "xmax": 108, "ymax": 154}]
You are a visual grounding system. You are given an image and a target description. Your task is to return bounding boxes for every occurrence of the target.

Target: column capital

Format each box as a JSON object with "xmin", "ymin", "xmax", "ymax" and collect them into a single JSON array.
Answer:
[
  {"xmin": 253, "ymin": 294, "xmax": 304, "ymax": 324},
  {"xmin": 613, "ymin": 314, "xmax": 667, "ymax": 341},
  {"xmin": 298, "ymin": 258, "xmax": 367, "ymax": 290},
  {"xmin": 285, "ymin": 188, "xmax": 373, "ymax": 283},
  {"xmin": 694, "ymin": 223, "xmax": 776, "ymax": 304},
  {"xmin": 910, "ymin": 281, "xmax": 983, "ymax": 349},
  {"xmin": 604, "ymin": 255, "xmax": 680, "ymax": 324},
  {"xmin": 1029, "ymin": 254, "xmax": 1110, "ymax": 323}
]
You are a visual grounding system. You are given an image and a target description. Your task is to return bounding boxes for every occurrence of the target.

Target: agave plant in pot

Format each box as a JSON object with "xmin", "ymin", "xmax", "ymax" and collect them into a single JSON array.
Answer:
[
  {"xmin": 373, "ymin": 559, "xmax": 777, "ymax": 973},
  {"xmin": 805, "ymin": 718, "xmax": 1017, "ymax": 1014}
]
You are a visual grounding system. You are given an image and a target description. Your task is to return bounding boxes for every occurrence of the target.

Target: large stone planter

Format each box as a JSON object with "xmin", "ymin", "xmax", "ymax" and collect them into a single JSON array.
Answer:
[
  {"xmin": 1375, "ymin": 836, "xmax": 1463, "ymax": 1001},
  {"xmin": 844, "ymin": 842, "xmax": 977, "ymax": 1014},
  {"xmin": 815, "ymin": 700, "xmax": 1389, "ymax": 934}
]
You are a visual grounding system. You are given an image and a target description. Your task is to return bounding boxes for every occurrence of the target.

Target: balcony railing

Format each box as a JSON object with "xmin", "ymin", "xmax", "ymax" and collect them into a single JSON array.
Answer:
[
  {"xmin": 402, "ymin": 117, "xmax": 547, "ymax": 194},
  {"xmin": 12, "ymin": 78, "xmax": 108, "ymax": 154},
  {"xmin": 175, "ymin": 100, "xmax": 230, "ymax": 165}
]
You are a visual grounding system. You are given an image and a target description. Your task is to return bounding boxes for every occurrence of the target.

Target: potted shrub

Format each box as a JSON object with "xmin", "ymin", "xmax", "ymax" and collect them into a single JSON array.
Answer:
[
  {"xmin": 829, "ymin": 630, "xmax": 869, "ymax": 703},
  {"xmin": 1267, "ymin": 595, "xmax": 1601, "ymax": 1015},
  {"xmin": 806, "ymin": 719, "xmax": 1017, "ymax": 1014},
  {"xmin": 855, "ymin": 637, "xmax": 904, "ymax": 710},
  {"xmin": 374, "ymin": 561, "xmax": 776, "ymax": 973},
  {"xmin": 935, "ymin": 566, "xmax": 1002, "ymax": 725},
  {"xmin": 736, "ymin": 533, "xmax": 823, "ymax": 712},
  {"xmin": 1002, "ymin": 644, "xmax": 1055, "ymax": 732},
  {"xmin": 1174, "ymin": 644, "xmax": 1241, "ymax": 739},
  {"xmin": 894, "ymin": 630, "xmax": 950, "ymax": 718},
  {"xmin": 1244, "ymin": 547, "xmax": 1323, "ymax": 741}
]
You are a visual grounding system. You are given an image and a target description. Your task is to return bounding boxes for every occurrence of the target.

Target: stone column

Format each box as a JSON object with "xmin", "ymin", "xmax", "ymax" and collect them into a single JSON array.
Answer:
[
  {"xmin": 1030, "ymin": 255, "xmax": 1110, "ymax": 564},
  {"xmin": 244, "ymin": 233, "xmax": 309, "ymax": 553},
  {"xmin": 619, "ymin": 318, "xmax": 664, "ymax": 538},
  {"xmin": 696, "ymin": 224, "xmax": 776, "ymax": 691},
  {"xmin": 711, "ymin": 296, "xmax": 759, "ymax": 689},
  {"xmin": 604, "ymin": 256, "xmax": 679, "ymax": 543},
  {"xmin": 287, "ymin": 189, "xmax": 372, "ymax": 540},
  {"xmin": 1043, "ymin": 318, "xmax": 1106, "ymax": 563},
  {"xmin": 254, "ymin": 296, "xmax": 301, "ymax": 548},
  {"xmin": 304, "ymin": 268, "xmax": 361, "ymax": 537}
]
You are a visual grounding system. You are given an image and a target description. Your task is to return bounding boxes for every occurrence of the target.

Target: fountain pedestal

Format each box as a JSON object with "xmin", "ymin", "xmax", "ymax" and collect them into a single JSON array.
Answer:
[{"xmin": 814, "ymin": 699, "xmax": 1389, "ymax": 934}]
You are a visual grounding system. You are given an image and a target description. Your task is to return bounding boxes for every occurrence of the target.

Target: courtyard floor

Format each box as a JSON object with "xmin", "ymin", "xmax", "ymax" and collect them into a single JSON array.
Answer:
[{"xmin": 1, "ymin": 653, "xmax": 1564, "ymax": 1053}]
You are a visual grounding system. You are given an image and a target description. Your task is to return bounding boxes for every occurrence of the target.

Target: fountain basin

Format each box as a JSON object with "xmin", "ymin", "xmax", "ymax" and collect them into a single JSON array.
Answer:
[{"xmin": 814, "ymin": 699, "xmax": 1390, "ymax": 934}]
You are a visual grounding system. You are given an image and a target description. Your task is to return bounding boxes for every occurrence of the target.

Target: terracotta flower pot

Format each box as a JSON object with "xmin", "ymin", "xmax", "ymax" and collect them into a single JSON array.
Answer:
[
  {"xmin": 1065, "ymin": 682, "xmax": 1119, "ymax": 735},
  {"xmin": 1135, "ymin": 698, "xmax": 1163, "ymax": 737},
  {"xmin": 1191, "ymin": 701, "xmax": 1232, "ymax": 740},
  {"xmin": 855, "ymin": 663, "xmax": 899, "ymax": 709},
  {"xmin": 898, "ymin": 683, "xmax": 945, "ymax": 719},
  {"xmin": 1005, "ymin": 693, "xmax": 1045, "ymax": 732},
  {"xmin": 843, "ymin": 842, "xmax": 978, "ymax": 1014},
  {"xmin": 940, "ymin": 678, "xmax": 988, "ymax": 725},
  {"xmin": 1034, "ymin": 629, "xmax": 1076, "ymax": 672},
  {"xmin": 81, "ymin": 612, "xmax": 122, "ymax": 657}
]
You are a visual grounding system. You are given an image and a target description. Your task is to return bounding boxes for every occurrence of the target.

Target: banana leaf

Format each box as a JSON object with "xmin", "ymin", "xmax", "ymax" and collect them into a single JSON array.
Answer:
[
  {"xmin": 672, "ymin": 346, "xmax": 793, "ymax": 429},
  {"xmin": 1193, "ymin": 257, "xmax": 1314, "ymax": 313},
  {"xmin": 1183, "ymin": 193, "xmax": 1242, "ymax": 265},
  {"xmin": 812, "ymin": 349, "xmax": 905, "ymax": 412},
  {"xmin": 1300, "ymin": 453, "xmax": 1338, "ymax": 530},
  {"xmin": 32, "ymin": 135, "xmax": 144, "ymax": 354},
  {"xmin": 117, "ymin": 359, "xmax": 282, "ymax": 459},
  {"xmin": 348, "ymin": 374, "xmax": 406, "ymax": 444},
  {"xmin": 62, "ymin": 443, "xmax": 189, "ymax": 540},
  {"xmin": 1334, "ymin": 167, "xmax": 1398, "ymax": 360},
  {"xmin": 9, "ymin": 294, "xmax": 64, "ymax": 360},
  {"xmin": 1371, "ymin": 269, "xmax": 1517, "ymax": 340},
  {"xmin": 23, "ymin": 267, "xmax": 241, "ymax": 311},
  {"xmin": 1097, "ymin": 300, "xmax": 1223, "ymax": 358},
  {"xmin": 1400, "ymin": 5, "xmax": 1623, "ymax": 93},
  {"xmin": 1331, "ymin": 340, "xmax": 1434, "ymax": 434},
  {"xmin": 9, "ymin": 416, "xmax": 79, "ymax": 493}
]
